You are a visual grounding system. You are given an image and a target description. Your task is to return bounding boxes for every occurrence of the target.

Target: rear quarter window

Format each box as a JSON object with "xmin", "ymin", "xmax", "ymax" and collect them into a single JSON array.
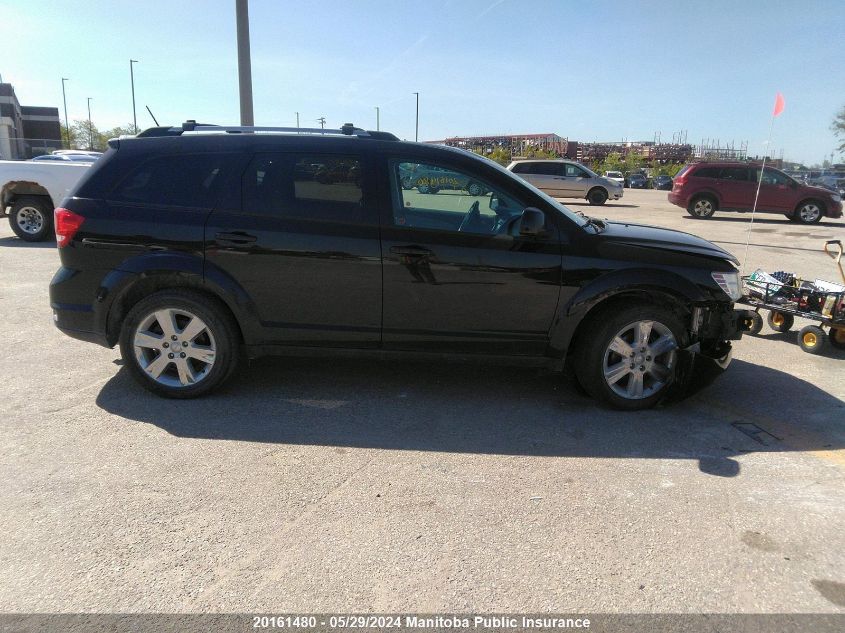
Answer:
[
  {"xmin": 109, "ymin": 153, "xmax": 231, "ymax": 208},
  {"xmin": 692, "ymin": 166, "xmax": 720, "ymax": 179}
]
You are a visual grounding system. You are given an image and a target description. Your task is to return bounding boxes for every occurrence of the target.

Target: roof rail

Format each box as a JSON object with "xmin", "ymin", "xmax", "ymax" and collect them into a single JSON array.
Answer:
[{"xmin": 135, "ymin": 121, "xmax": 399, "ymax": 141}]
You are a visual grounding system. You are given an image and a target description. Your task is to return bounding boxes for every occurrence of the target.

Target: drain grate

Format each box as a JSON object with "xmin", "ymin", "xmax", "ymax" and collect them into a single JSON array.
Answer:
[{"xmin": 731, "ymin": 422, "xmax": 782, "ymax": 446}]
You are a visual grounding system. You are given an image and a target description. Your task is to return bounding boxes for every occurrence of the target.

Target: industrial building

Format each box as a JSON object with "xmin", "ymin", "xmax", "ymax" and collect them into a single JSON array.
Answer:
[{"xmin": 0, "ymin": 81, "xmax": 63, "ymax": 160}]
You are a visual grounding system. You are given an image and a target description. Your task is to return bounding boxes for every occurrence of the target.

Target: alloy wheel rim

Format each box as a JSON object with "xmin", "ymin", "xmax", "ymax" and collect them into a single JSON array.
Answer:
[
  {"xmin": 602, "ymin": 320, "xmax": 677, "ymax": 400},
  {"xmin": 693, "ymin": 200, "xmax": 712, "ymax": 216},
  {"xmin": 17, "ymin": 206, "xmax": 44, "ymax": 234},
  {"xmin": 800, "ymin": 204, "xmax": 820, "ymax": 222},
  {"xmin": 133, "ymin": 308, "xmax": 216, "ymax": 388}
]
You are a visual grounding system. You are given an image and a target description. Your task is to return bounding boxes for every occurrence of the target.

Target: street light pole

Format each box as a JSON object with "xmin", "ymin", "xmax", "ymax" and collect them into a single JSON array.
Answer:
[
  {"xmin": 61, "ymin": 78, "xmax": 70, "ymax": 148},
  {"xmin": 375, "ymin": 106, "xmax": 379, "ymax": 131},
  {"xmin": 235, "ymin": 0, "xmax": 254, "ymax": 126},
  {"xmin": 296, "ymin": 112, "xmax": 299, "ymax": 128},
  {"xmin": 413, "ymin": 92, "xmax": 419, "ymax": 142},
  {"xmin": 130, "ymin": 59, "xmax": 139, "ymax": 133},
  {"xmin": 317, "ymin": 117, "xmax": 326, "ymax": 129},
  {"xmin": 87, "ymin": 97, "xmax": 93, "ymax": 151}
]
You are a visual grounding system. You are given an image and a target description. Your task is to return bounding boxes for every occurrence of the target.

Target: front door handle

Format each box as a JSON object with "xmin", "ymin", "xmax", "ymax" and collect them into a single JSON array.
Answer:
[
  {"xmin": 390, "ymin": 245, "xmax": 432, "ymax": 257},
  {"xmin": 215, "ymin": 231, "xmax": 257, "ymax": 245}
]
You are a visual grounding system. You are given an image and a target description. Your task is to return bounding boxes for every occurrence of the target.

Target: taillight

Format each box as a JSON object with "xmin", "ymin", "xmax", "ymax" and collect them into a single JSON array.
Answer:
[{"xmin": 54, "ymin": 208, "xmax": 85, "ymax": 247}]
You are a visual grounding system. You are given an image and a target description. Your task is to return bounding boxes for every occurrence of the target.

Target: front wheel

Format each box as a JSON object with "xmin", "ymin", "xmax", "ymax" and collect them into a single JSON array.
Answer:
[
  {"xmin": 10, "ymin": 196, "xmax": 53, "ymax": 241},
  {"xmin": 587, "ymin": 188, "xmax": 608, "ymax": 205},
  {"xmin": 466, "ymin": 181, "xmax": 484, "ymax": 196},
  {"xmin": 575, "ymin": 305, "xmax": 684, "ymax": 410},
  {"xmin": 794, "ymin": 201, "xmax": 823, "ymax": 224},
  {"xmin": 119, "ymin": 290, "xmax": 240, "ymax": 398}
]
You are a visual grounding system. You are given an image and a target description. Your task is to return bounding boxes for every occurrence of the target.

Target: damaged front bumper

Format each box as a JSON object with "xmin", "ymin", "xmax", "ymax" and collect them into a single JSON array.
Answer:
[{"xmin": 666, "ymin": 306, "xmax": 756, "ymax": 401}]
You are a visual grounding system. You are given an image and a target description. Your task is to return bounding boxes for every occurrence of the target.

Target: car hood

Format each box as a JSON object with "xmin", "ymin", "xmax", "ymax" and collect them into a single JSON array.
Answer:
[
  {"xmin": 598, "ymin": 220, "xmax": 739, "ymax": 265},
  {"xmin": 599, "ymin": 177, "xmax": 622, "ymax": 188}
]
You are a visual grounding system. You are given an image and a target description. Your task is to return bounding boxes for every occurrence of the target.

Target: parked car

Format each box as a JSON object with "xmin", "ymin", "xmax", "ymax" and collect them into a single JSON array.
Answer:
[
  {"xmin": 31, "ymin": 154, "xmax": 99, "ymax": 163},
  {"xmin": 0, "ymin": 159, "xmax": 92, "ymax": 240},
  {"xmin": 653, "ymin": 174, "xmax": 673, "ymax": 190},
  {"xmin": 508, "ymin": 159, "xmax": 623, "ymax": 205},
  {"xmin": 402, "ymin": 164, "xmax": 488, "ymax": 195},
  {"xmin": 50, "ymin": 121, "xmax": 750, "ymax": 410},
  {"xmin": 668, "ymin": 162, "xmax": 843, "ymax": 224},
  {"xmin": 627, "ymin": 173, "xmax": 648, "ymax": 189},
  {"xmin": 603, "ymin": 171, "xmax": 624, "ymax": 186}
]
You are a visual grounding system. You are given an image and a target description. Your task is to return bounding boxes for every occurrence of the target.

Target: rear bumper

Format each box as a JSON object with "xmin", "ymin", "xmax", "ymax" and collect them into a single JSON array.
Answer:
[
  {"xmin": 49, "ymin": 266, "xmax": 116, "ymax": 349},
  {"xmin": 667, "ymin": 191, "xmax": 686, "ymax": 208}
]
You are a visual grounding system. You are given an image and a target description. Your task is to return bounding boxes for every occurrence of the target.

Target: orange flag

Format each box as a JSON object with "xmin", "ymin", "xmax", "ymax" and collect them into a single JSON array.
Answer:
[{"xmin": 773, "ymin": 93, "xmax": 785, "ymax": 117}]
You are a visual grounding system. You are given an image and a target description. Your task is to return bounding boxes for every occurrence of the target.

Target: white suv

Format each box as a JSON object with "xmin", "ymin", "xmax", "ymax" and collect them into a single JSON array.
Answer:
[{"xmin": 507, "ymin": 159, "xmax": 623, "ymax": 205}]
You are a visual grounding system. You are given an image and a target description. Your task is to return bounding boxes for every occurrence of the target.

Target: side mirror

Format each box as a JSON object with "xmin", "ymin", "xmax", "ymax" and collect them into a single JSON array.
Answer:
[{"xmin": 519, "ymin": 207, "xmax": 545, "ymax": 236}]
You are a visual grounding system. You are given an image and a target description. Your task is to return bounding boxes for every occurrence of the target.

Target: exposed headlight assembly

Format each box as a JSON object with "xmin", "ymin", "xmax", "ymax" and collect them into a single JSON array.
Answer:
[{"xmin": 711, "ymin": 271, "xmax": 742, "ymax": 301}]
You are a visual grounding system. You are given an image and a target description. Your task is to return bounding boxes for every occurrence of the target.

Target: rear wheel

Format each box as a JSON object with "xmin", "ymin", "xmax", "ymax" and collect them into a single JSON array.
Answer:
[
  {"xmin": 587, "ymin": 187, "xmax": 608, "ymax": 205},
  {"xmin": 10, "ymin": 196, "xmax": 53, "ymax": 242},
  {"xmin": 119, "ymin": 290, "xmax": 240, "ymax": 398},
  {"xmin": 467, "ymin": 181, "xmax": 484, "ymax": 196},
  {"xmin": 688, "ymin": 196, "xmax": 716, "ymax": 219},
  {"xmin": 767, "ymin": 311, "xmax": 794, "ymax": 333},
  {"xmin": 794, "ymin": 200, "xmax": 823, "ymax": 224},
  {"xmin": 797, "ymin": 325, "xmax": 826, "ymax": 354},
  {"xmin": 576, "ymin": 304, "xmax": 684, "ymax": 410}
]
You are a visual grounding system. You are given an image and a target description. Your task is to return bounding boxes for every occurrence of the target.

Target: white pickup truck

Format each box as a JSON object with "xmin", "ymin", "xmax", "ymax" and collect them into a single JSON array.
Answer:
[{"xmin": 1, "ymin": 160, "xmax": 92, "ymax": 241}]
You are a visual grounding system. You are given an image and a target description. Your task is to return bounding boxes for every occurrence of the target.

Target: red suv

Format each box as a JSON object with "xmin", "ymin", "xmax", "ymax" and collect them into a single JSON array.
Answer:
[{"xmin": 668, "ymin": 162, "xmax": 843, "ymax": 224}]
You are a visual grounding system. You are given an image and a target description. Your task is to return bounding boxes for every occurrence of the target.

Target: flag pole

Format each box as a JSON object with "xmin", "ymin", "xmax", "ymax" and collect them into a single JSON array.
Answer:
[{"xmin": 741, "ymin": 94, "xmax": 782, "ymax": 273}]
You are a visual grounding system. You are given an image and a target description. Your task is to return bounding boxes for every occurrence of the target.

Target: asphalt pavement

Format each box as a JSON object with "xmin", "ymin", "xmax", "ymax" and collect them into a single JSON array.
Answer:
[{"xmin": 0, "ymin": 189, "xmax": 843, "ymax": 614}]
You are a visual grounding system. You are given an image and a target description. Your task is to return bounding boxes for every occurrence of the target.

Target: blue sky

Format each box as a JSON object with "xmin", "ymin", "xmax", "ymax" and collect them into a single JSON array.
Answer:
[{"xmin": 2, "ymin": 0, "xmax": 843, "ymax": 164}]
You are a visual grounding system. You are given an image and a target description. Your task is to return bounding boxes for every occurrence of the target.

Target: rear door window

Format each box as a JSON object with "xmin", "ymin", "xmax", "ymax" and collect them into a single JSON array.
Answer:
[{"xmin": 242, "ymin": 153, "xmax": 367, "ymax": 223}]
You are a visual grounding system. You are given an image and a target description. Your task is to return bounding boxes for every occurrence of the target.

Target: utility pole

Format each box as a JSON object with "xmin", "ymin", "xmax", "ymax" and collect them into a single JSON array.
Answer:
[
  {"xmin": 235, "ymin": 0, "xmax": 254, "ymax": 125},
  {"xmin": 317, "ymin": 117, "xmax": 326, "ymax": 129},
  {"xmin": 130, "ymin": 59, "xmax": 139, "ymax": 133},
  {"xmin": 295, "ymin": 112, "xmax": 299, "ymax": 128},
  {"xmin": 61, "ymin": 78, "xmax": 70, "ymax": 148},
  {"xmin": 413, "ymin": 92, "xmax": 419, "ymax": 141},
  {"xmin": 87, "ymin": 97, "xmax": 93, "ymax": 151},
  {"xmin": 375, "ymin": 106, "xmax": 379, "ymax": 131}
]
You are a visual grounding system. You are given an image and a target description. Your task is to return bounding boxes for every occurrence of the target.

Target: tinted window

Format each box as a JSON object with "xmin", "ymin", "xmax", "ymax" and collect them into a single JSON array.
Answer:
[
  {"xmin": 528, "ymin": 162, "xmax": 562, "ymax": 176},
  {"xmin": 111, "ymin": 154, "xmax": 229, "ymax": 208},
  {"xmin": 755, "ymin": 167, "xmax": 791, "ymax": 186},
  {"xmin": 242, "ymin": 153, "xmax": 365, "ymax": 222},
  {"xmin": 719, "ymin": 167, "xmax": 749, "ymax": 181},
  {"xmin": 511, "ymin": 162, "xmax": 532, "ymax": 174},
  {"xmin": 693, "ymin": 167, "xmax": 720, "ymax": 179},
  {"xmin": 391, "ymin": 160, "xmax": 524, "ymax": 235}
]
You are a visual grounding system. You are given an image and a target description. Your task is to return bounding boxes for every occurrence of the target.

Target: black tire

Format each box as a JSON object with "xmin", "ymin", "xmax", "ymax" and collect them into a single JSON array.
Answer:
[
  {"xmin": 786, "ymin": 213, "xmax": 801, "ymax": 223},
  {"xmin": 119, "ymin": 290, "xmax": 240, "ymax": 398},
  {"xmin": 828, "ymin": 328, "xmax": 845, "ymax": 350},
  {"xmin": 587, "ymin": 187, "xmax": 608, "ymax": 206},
  {"xmin": 687, "ymin": 195, "xmax": 717, "ymax": 219},
  {"xmin": 794, "ymin": 200, "xmax": 824, "ymax": 224},
  {"xmin": 767, "ymin": 311, "xmax": 794, "ymax": 333},
  {"xmin": 575, "ymin": 304, "xmax": 685, "ymax": 410},
  {"xmin": 797, "ymin": 325, "xmax": 826, "ymax": 355},
  {"xmin": 10, "ymin": 196, "xmax": 53, "ymax": 242},
  {"xmin": 467, "ymin": 181, "xmax": 484, "ymax": 196},
  {"xmin": 746, "ymin": 311, "xmax": 764, "ymax": 336}
]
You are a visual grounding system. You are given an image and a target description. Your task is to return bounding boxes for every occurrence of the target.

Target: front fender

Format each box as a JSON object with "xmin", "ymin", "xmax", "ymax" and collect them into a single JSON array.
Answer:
[{"xmin": 549, "ymin": 268, "xmax": 708, "ymax": 358}]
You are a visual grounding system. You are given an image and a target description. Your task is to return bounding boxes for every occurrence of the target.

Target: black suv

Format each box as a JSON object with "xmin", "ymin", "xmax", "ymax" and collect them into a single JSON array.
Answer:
[{"xmin": 50, "ymin": 122, "xmax": 750, "ymax": 409}]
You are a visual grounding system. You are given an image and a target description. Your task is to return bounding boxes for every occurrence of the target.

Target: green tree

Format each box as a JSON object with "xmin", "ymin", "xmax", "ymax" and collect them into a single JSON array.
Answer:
[
  {"xmin": 69, "ymin": 120, "xmax": 136, "ymax": 151},
  {"xmin": 832, "ymin": 105, "xmax": 845, "ymax": 155},
  {"xmin": 486, "ymin": 147, "xmax": 512, "ymax": 166}
]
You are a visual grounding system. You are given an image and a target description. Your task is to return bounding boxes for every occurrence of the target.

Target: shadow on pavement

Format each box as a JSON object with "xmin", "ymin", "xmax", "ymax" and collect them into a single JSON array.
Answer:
[
  {"xmin": 682, "ymin": 215, "xmax": 843, "ymax": 228},
  {"xmin": 96, "ymin": 357, "xmax": 844, "ymax": 478},
  {"xmin": 0, "ymin": 236, "xmax": 56, "ymax": 248}
]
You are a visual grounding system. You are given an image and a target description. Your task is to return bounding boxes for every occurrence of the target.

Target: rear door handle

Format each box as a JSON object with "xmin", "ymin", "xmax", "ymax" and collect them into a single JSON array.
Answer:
[
  {"xmin": 215, "ymin": 231, "xmax": 257, "ymax": 245},
  {"xmin": 390, "ymin": 245, "xmax": 432, "ymax": 257}
]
